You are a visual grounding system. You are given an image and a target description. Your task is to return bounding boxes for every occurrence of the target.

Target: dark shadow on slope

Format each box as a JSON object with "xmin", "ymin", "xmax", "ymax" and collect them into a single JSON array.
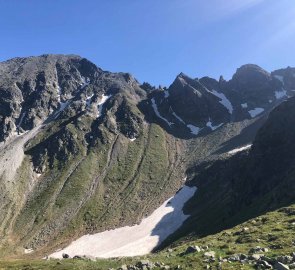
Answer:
[
  {"xmin": 213, "ymin": 114, "xmax": 267, "ymax": 155},
  {"xmin": 147, "ymin": 185, "xmax": 197, "ymax": 252}
]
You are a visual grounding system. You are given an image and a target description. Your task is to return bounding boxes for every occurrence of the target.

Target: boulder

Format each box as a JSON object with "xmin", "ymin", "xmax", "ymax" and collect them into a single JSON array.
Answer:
[{"xmin": 274, "ymin": 262, "xmax": 290, "ymax": 270}]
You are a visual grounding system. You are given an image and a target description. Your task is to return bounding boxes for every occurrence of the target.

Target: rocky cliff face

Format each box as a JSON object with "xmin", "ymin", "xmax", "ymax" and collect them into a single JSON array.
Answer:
[{"xmin": 0, "ymin": 54, "xmax": 294, "ymax": 258}]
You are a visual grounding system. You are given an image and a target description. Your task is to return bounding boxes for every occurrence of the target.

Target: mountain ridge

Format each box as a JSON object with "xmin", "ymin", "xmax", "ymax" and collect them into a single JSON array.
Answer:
[{"xmin": 0, "ymin": 54, "xmax": 295, "ymax": 263}]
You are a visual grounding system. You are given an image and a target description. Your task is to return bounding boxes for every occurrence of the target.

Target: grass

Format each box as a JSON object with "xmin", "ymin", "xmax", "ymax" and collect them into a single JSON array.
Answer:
[{"xmin": 1, "ymin": 204, "xmax": 295, "ymax": 269}]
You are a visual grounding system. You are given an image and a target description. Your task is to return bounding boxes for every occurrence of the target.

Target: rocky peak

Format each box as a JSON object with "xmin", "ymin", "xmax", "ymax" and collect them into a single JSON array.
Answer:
[{"xmin": 231, "ymin": 64, "xmax": 271, "ymax": 89}]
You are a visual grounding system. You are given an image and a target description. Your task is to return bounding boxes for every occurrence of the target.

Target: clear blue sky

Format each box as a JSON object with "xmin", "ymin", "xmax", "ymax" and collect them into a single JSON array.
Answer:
[{"xmin": 0, "ymin": 0, "xmax": 295, "ymax": 86}]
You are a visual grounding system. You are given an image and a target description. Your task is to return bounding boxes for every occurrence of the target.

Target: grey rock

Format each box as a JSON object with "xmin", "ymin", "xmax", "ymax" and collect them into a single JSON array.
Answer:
[
  {"xmin": 274, "ymin": 262, "xmax": 290, "ymax": 270},
  {"xmin": 204, "ymin": 251, "xmax": 215, "ymax": 258},
  {"xmin": 277, "ymin": 255, "xmax": 293, "ymax": 264}
]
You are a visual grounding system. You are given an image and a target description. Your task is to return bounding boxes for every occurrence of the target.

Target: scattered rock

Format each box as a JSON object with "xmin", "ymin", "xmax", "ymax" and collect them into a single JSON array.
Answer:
[
  {"xmin": 274, "ymin": 262, "xmax": 290, "ymax": 270},
  {"xmin": 204, "ymin": 251, "xmax": 216, "ymax": 258},
  {"xmin": 62, "ymin": 253, "xmax": 69, "ymax": 259},
  {"xmin": 277, "ymin": 255, "xmax": 293, "ymax": 264}
]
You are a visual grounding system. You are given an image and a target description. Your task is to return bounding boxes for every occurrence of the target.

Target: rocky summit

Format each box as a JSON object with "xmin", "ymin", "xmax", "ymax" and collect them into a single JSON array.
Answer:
[{"xmin": 0, "ymin": 54, "xmax": 295, "ymax": 270}]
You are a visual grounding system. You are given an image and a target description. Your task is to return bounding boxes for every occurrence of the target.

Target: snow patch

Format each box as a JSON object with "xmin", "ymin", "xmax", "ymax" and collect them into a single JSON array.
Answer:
[
  {"xmin": 211, "ymin": 90, "xmax": 233, "ymax": 114},
  {"xmin": 248, "ymin": 108, "xmax": 264, "ymax": 118},
  {"xmin": 129, "ymin": 137, "xmax": 136, "ymax": 142},
  {"xmin": 274, "ymin": 75, "xmax": 284, "ymax": 84},
  {"xmin": 81, "ymin": 76, "xmax": 90, "ymax": 89},
  {"xmin": 228, "ymin": 144, "xmax": 252, "ymax": 155},
  {"xmin": 164, "ymin": 90, "xmax": 169, "ymax": 98},
  {"xmin": 241, "ymin": 103, "xmax": 248, "ymax": 108},
  {"xmin": 97, "ymin": 94, "xmax": 112, "ymax": 118},
  {"xmin": 206, "ymin": 120, "xmax": 223, "ymax": 131},
  {"xmin": 86, "ymin": 94, "xmax": 94, "ymax": 107},
  {"xmin": 49, "ymin": 185, "xmax": 197, "ymax": 258},
  {"xmin": 54, "ymin": 100, "xmax": 70, "ymax": 119},
  {"xmin": 151, "ymin": 98, "xmax": 173, "ymax": 126},
  {"xmin": 187, "ymin": 124, "xmax": 202, "ymax": 135},
  {"xmin": 275, "ymin": 89, "xmax": 287, "ymax": 100},
  {"xmin": 24, "ymin": 248, "xmax": 34, "ymax": 254}
]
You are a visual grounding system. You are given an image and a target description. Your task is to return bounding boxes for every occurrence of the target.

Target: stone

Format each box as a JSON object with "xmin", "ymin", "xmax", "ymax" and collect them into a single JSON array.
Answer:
[
  {"xmin": 119, "ymin": 265, "xmax": 128, "ymax": 270},
  {"xmin": 185, "ymin": 245, "xmax": 201, "ymax": 254},
  {"xmin": 277, "ymin": 255, "xmax": 293, "ymax": 264},
  {"xmin": 259, "ymin": 260, "xmax": 273, "ymax": 269},
  {"xmin": 274, "ymin": 262, "xmax": 290, "ymax": 270},
  {"xmin": 204, "ymin": 251, "xmax": 216, "ymax": 258},
  {"xmin": 62, "ymin": 253, "xmax": 69, "ymax": 259},
  {"xmin": 250, "ymin": 254, "xmax": 264, "ymax": 260}
]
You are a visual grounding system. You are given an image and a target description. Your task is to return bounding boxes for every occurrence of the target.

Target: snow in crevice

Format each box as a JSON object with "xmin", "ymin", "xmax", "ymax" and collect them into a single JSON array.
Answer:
[
  {"xmin": 274, "ymin": 75, "xmax": 284, "ymax": 84},
  {"xmin": 164, "ymin": 90, "xmax": 170, "ymax": 98},
  {"xmin": 210, "ymin": 90, "xmax": 233, "ymax": 114},
  {"xmin": 97, "ymin": 94, "xmax": 112, "ymax": 118},
  {"xmin": 129, "ymin": 137, "xmax": 136, "ymax": 142},
  {"xmin": 80, "ymin": 76, "xmax": 90, "ymax": 89},
  {"xmin": 248, "ymin": 108, "xmax": 264, "ymax": 118},
  {"xmin": 151, "ymin": 98, "xmax": 173, "ymax": 126},
  {"xmin": 275, "ymin": 89, "xmax": 287, "ymax": 100},
  {"xmin": 172, "ymin": 112, "xmax": 185, "ymax": 124},
  {"xmin": 241, "ymin": 103, "xmax": 248, "ymax": 108},
  {"xmin": 206, "ymin": 119, "xmax": 223, "ymax": 131},
  {"xmin": 228, "ymin": 144, "xmax": 252, "ymax": 155},
  {"xmin": 187, "ymin": 124, "xmax": 202, "ymax": 135},
  {"xmin": 49, "ymin": 184, "xmax": 197, "ymax": 258},
  {"xmin": 269, "ymin": 99, "xmax": 273, "ymax": 103},
  {"xmin": 54, "ymin": 100, "xmax": 70, "ymax": 119},
  {"xmin": 86, "ymin": 94, "xmax": 94, "ymax": 107}
]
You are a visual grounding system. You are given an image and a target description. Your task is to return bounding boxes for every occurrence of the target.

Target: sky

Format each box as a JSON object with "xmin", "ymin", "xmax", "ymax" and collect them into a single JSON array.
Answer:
[{"xmin": 0, "ymin": 0, "xmax": 295, "ymax": 86}]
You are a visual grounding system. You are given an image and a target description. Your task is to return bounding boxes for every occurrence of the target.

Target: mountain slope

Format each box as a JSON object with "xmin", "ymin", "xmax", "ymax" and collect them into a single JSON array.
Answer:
[
  {"xmin": 159, "ymin": 96, "xmax": 295, "ymax": 250},
  {"xmin": 0, "ymin": 54, "xmax": 294, "ymax": 260}
]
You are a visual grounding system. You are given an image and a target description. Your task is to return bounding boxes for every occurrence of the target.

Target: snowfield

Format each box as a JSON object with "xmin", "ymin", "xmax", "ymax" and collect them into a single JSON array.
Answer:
[{"xmin": 49, "ymin": 185, "xmax": 197, "ymax": 259}]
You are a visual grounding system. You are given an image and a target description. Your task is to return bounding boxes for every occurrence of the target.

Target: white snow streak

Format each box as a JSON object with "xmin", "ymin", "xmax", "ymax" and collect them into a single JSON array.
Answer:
[
  {"xmin": 206, "ymin": 120, "xmax": 223, "ymax": 131},
  {"xmin": 274, "ymin": 75, "xmax": 284, "ymax": 84},
  {"xmin": 164, "ymin": 90, "xmax": 170, "ymax": 98},
  {"xmin": 86, "ymin": 94, "xmax": 94, "ymax": 107},
  {"xmin": 241, "ymin": 103, "xmax": 248, "ymax": 108},
  {"xmin": 151, "ymin": 98, "xmax": 173, "ymax": 126},
  {"xmin": 97, "ymin": 95, "xmax": 112, "ymax": 118},
  {"xmin": 172, "ymin": 112, "xmax": 185, "ymax": 124},
  {"xmin": 49, "ymin": 185, "xmax": 197, "ymax": 259},
  {"xmin": 81, "ymin": 76, "xmax": 90, "ymax": 89},
  {"xmin": 228, "ymin": 144, "xmax": 252, "ymax": 155},
  {"xmin": 54, "ymin": 101, "xmax": 70, "ymax": 119},
  {"xmin": 211, "ymin": 90, "xmax": 233, "ymax": 114},
  {"xmin": 248, "ymin": 108, "xmax": 264, "ymax": 118}
]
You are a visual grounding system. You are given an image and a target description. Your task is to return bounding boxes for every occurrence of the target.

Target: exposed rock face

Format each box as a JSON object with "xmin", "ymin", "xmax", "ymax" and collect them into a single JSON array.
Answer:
[
  {"xmin": 149, "ymin": 64, "xmax": 295, "ymax": 137},
  {"xmin": 168, "ymin": 96, "xmax": 295, "ymax": 247},
  {"xmin": 0, "ymin": 54, "xmax": 295, "ymax": 259},
  {"xmin": 167, "ymin": 73, "xmax": 231, "ymax": 126}
]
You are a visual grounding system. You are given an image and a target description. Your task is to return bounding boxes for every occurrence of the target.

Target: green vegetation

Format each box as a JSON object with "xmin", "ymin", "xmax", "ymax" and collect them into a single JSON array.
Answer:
[{"xmin": 1, "ymin": 204, "xmax": 295, "ymax": 269}]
